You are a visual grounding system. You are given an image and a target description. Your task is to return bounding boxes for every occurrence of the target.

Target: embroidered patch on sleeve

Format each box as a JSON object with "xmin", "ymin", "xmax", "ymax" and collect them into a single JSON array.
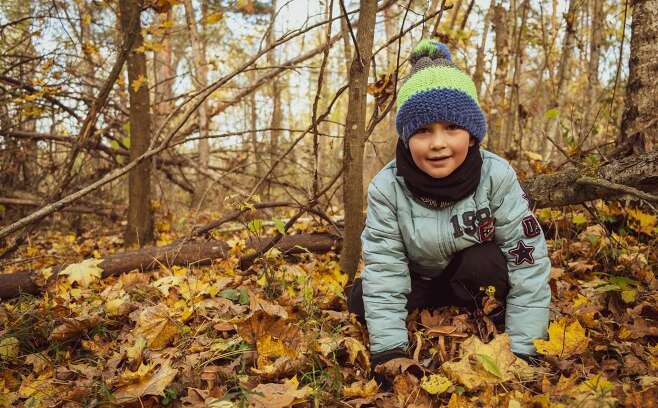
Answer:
[
  {"xmin": 478, "ymin": 217, "xmax": 495, "ymax": 242},
  {"xmin": 508, "ymin": 240, "xmax": 535, "ymax": 265},
  {"xmin": 522, "ymin": 215, "xmax": 541, "ymax": 238}
]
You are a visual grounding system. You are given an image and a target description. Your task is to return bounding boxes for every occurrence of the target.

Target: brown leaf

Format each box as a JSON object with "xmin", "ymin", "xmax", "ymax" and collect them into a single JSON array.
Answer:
[
  {"xmin": 342, "ymin": 379, "xmax": 379, "ymax": 398},
  {"xmin": 374, "ymin": 357, "xmax": 424, "ymax": 379},
  {"xmin": 113, "ymin": 362, "xmax": 177, "ymax": 403},
  {"xmin": 247, "ymin": 378, "xmax": 311, "ymax": 408},
  {"xmin": 49, "ymin": 314, "xmax": 101, "ymax": 342},
  {"xmin": 131, "ymin": 304, "xmax": 179, "ymax": 350}
]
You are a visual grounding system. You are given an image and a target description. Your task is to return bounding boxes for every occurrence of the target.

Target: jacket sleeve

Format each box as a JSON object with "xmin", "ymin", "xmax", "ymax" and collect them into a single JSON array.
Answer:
[
  {"xmin": 361, "ymin": 182, "xmax": 411, "ymax": 354},
  {"xmin": 491, "ymin": 165, "xmax": 551, "ymax": 355}
]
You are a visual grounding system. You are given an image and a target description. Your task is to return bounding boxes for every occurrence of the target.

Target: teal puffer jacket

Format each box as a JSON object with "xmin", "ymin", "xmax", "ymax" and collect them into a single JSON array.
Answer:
[{"xmin": 361, "ymin": 149, "xmax": 551, "ymax": 355}]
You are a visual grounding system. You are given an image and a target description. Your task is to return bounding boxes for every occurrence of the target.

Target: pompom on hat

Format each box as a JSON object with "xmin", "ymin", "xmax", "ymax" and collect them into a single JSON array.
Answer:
[{"xmin": 396, "ymin": 40, "xmax": 487, "ymax": 146}]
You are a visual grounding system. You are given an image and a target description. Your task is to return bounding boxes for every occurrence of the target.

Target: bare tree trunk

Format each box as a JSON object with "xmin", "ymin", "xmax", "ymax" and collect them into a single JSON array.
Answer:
[
  {"xmin": 474, "ymin": 0, "xmax": 494, "ymax": 98},
  {"xmin": 184, "ymin": 0, "xmax": 210, "ymax": 206},
  {"xmin": 340, "ymin": 13, "xmax": 352, "ymax": 75},
  {"xmin": 489, "ymin": 2, "xmax": 510, "ymax": 153},
  {"xmin": 154, "ymin": 10, "xmax": 174, "ymax": 122},
  {"xmin": 249, "ymin": 70, "xmax": 264, "ymax": 197},
  {"xmin": 583, "ymin": 0, "xmax": 603, "ymax": 149},
  {"xmin": 78, "ymin": 0, "xmax": 98, "ymax": 103},
  {"xmin": 544, "ymin": 0, "xmax": 579, "ymax": 162},
  {"xmin": 363, "ymin": 3, "xmax": 399, "ymax": 193},
  {"xmin": 120, "ymin": 0, "xmax": 154, "ymax": 247},
  {"xmin": 618, "ymin": 0, "xmax": 658, "ymax": 156},
  {"xmin": 341, "ymin": 0, "xmax": 378, "ymax": 281},
  {"xmin": 267, "ymin": 0, "xmax": 282, "ymax": 201},
  {"xmin": 504, "ymin": 0, "xmax": 529, "ymax": 153}
]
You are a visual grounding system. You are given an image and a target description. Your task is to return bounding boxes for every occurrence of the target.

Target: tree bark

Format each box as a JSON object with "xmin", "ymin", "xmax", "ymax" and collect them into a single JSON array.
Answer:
[
  {"xmin": 583, "ymin": 0, "xmax": 603, "ymax": 147},
  {"xmin": 120, "ymin": 0, "xmax": 154, "ymax": 247},
  {"xmin": 544, "ymin": 0, "xmax": 579, "ymax": 162},
  {"xmin": 617, "ymin": 0, "xmax": 658, "ymax": 156},
  {"xmin": 340, "ymin": 0, "xmax": 378, "ymax": 281},
  {"xmin": 362, "ymin": 3, "xmax": 399, "ymax": 195},
  {"xmin": 503, "ymin": 0, "xmax": 529, "ymax": 153},
  {"xmin": 267, "ymin": 0, "xmax": 282, "ymax": 201},
  {"xmin": 488, "ymin": 2, "xmax": 510, "ymax": 152},
  {"xmin": 473, "ymin": 0, "xmax": 494, "ymax": 98},
  {"xmin": 184, "ymin": 0, "xmax": 211, "ymax": 205},
  {"xmin": 521, "ymin": 149, "xmax": 657, "ymax": 208}
]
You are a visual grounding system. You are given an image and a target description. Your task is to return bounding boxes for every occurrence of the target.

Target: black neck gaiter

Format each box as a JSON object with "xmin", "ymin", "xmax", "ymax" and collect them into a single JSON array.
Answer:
[{"xmin": 395, "ymin": 139, "xmax": 483, "ymax": 208}]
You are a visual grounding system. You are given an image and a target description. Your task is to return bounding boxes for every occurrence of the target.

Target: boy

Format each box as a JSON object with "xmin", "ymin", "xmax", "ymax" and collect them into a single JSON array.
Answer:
[{"xmin": 347, "ymin": 40, "xmax": 551, "ymax": 374}]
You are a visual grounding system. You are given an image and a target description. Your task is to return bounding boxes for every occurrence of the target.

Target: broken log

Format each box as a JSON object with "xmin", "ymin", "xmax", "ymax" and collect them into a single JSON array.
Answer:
[
  {"xmin": 521, "ymin": 149, "xmax": 657, "ymax": 208},
  {"xmin": 0, "ymin": 233, "xmax": 340, "ymax": 300}
]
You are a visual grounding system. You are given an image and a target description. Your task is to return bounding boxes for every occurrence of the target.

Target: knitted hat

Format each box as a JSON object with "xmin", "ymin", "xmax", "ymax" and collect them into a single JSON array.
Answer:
[{"xmin": 396, "ymin": 40, "xmax": 487, "ymax": 146}]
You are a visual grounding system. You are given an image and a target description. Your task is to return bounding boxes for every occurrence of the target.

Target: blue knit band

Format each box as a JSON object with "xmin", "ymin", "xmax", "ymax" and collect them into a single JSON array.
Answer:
[{"xmin": 396, "ymin": 88, "xmax": 487, "ymax": 145}]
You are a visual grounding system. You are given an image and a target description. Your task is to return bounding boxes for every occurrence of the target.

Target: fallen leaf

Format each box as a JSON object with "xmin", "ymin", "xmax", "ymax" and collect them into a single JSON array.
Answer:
[
  {"xmin": 0, "ymin": 337, "xmax": 19, "ymax": 360},
  {"xmin": 442, "ymin": 334, "xmax": 534, "ymax": 390},
  {"xmin": 113, "ymin": 362, "xmax": 177, "ymax": 403},
  {"xmin": 49, "ymin": 314, "xmax": 102, "ymax": 342},
  {"xmin": 132, "ymin": 304, "xmax": 179, "ymax": 350},
  {"xmin": 533, "ymin": 318, "xmax": 589, "ymax": 359},
  {"xmin": 420, "ymin": 374, "xmax": 452, "ymax": 395},
  {"xmin": 247, "ymin": 378, "xmax": 311, "ymax": 408},
  {"xmin": 342, "ymin": 379, "xmax": 379, "ymax": 398},
  {"xmin": 343, "ymin": 337, "xmax": 370, "ymax": 370},
  {"xmin": 59, "ymin": 258, "xmax": 103, "ymax": 287}
]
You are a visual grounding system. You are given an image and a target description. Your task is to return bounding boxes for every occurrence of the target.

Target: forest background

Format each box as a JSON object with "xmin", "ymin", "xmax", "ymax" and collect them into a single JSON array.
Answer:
[{"xmin": 0, "ymin": 0, "xmax": 656, "ymax": 407}]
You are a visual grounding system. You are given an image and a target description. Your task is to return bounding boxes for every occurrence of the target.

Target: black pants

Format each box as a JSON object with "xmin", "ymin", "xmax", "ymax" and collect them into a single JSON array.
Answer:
[{"xmin": 346, "ymin": 242, "xmax": 509, "ymax": 322}]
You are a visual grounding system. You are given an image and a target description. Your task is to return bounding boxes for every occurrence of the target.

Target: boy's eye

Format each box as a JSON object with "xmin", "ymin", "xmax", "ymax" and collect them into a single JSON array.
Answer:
[
  {"xmin": 447, "ymin": 124, "xmax": 463, "ymax": 131},
  {"xmin": 415, "ymin": 127, "xmax": 431, "ymax": 134}
]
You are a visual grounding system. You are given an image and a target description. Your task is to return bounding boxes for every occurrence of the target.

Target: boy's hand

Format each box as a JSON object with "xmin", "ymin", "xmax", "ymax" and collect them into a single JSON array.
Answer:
[{"xmin": 371, "ymin": 348, "xmax": 409, "ymax": 390}]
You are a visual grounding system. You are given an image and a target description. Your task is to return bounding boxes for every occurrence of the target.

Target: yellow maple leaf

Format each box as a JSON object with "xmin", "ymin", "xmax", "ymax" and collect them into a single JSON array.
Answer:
[
  {"xmin": 421, "ymin": 374, "xmax": 453, "ymax": 395},
  {"xmin": 18, "ymin": 371, "xmax": 55, "ymax": 401},
  {"xmin": 342, "ymin": 379, "xmax": 379, "ymax": 398},
  {"xmin": 132, "ymin": 304, "xmax": 179, "ymax": 350},
  {"xmin": 343, "ymin": 337, "xmax": 370, "ymax": 370},
  {"xmin": 113, "ymin": 362, "xmax": 177, "ymax": 403},
  {"xmin": 534, "ymin": 318, "xmax": 589, "ymax": 358},
  {"xmin": 627, "ymin": 208, "xmax": 657, "ymax": 235},
  {"xmin": 59, "ymin": 258, "xmax": 103, "ymax": 287},
  {"xmin": 442, "ymin": 334, "xmax": 534, "ymax": 390}
]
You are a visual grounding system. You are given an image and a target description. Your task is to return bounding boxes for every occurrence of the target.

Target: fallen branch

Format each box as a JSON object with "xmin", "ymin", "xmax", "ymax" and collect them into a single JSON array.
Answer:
[
  {"xmin": 576, "ymin": 176, "xmax": 658, "ymax": 204},
  {"xmin": 0, "ymin": 233, "xmax": 340, "ymax": 299},
  {"xmin": 521, "ymin": 149, "xmax": 658, "ymax": 208}
]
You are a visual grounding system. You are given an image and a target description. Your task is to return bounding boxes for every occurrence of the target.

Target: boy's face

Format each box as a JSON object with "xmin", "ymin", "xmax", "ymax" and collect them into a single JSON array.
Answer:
[{"xmin": 408, "ymin": 120, "xmax": 475, "ymax": 178}]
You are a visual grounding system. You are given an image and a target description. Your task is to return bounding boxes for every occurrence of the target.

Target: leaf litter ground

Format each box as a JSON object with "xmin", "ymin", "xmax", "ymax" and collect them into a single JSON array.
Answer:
[{"xmin": 0, "ymin": 201, "xmax": 657, "ymax": 407}]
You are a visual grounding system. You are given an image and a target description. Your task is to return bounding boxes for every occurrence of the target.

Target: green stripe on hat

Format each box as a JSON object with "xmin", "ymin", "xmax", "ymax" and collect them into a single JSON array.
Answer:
[{"xmin": 396, "ymin": 66, "xmax": 480, "ymax": 108}]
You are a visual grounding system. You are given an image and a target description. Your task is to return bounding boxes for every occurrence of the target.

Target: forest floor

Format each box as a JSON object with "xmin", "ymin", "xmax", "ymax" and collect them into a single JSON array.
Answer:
[{"xmin": 0, "ymin": 200, "xmax": 656, "ymax": 407}]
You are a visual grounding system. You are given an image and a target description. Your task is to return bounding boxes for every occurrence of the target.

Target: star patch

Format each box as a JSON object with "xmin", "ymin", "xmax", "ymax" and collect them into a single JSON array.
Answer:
[
  {"xmin": 522, "ymin": 215, "xmax": 541, "ymax": 238},
  {"xmin": 478, "ymin": 218, "xmax": 495, "ymax": 242},
  {"xmin": 508, "ymin": 241, "xmax": 535, "ymax": 265}
]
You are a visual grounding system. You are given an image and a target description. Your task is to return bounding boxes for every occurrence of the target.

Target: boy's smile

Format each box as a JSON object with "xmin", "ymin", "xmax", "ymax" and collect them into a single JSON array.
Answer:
[{"xmin": 408, "ymin": 120, "xmax": 475, "ymax": 178}]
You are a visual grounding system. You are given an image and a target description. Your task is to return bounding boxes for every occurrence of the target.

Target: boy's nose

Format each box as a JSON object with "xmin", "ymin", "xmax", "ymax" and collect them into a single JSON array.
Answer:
[{"xmin": 429, "ymin": 131, "xmax": 448, "ymax": 149}]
